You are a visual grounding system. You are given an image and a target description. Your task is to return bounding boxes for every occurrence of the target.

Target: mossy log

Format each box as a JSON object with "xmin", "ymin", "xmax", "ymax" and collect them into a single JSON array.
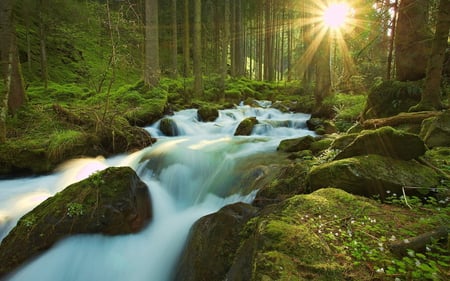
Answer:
[
  {"xmin": 388, "ymin": 226, "xmax": 448, "ymax": 257},
  {"xmin": 362, "ymin": 111, "xmax": 442, "ymax": 129}
]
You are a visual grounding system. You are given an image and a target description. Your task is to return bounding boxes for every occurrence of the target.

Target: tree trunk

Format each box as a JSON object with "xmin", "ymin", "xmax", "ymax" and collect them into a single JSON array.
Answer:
[
  {"xmin": 395, "ymin": 0, "xmax": 431, "ymax": 81},
  {"xmin": 193, "ymin": 0, "xmax": 203, "ymax": 96},
  {"xmin": 386, "ymin": 0, "xmax": 398, "ymax": 80},
  {"xmin": 220, "ymin": 0, "xmax": 230, "ymax": 100},
  {"xmin": 0, "ymin": 0, "xmax": 26, "ymax": 143},
  {"xmin": 314, "ymin": 32, "xmax": 331, "ymax": 110},
  {"xmin": 411, "ymin": 0, "xmax": 450, "ymax": 111},
  {"xmin": 39, "ymin": 0, "xmax": 48, "ymax": 89},
  {"xmin": 144, "ymin": 0, "xmax": 160, "ymax": 86},
  {"xmin": 170, "ymin": 0, "xmax": 178, "ymax": 78},
  {"xmin": 183, "ymin": 0, "xmax": 190, "ymax": 77}
]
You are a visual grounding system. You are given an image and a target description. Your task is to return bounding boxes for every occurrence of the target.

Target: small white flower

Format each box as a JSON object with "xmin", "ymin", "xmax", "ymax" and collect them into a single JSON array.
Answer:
[
  {"xmin": 389, "ymin": 235, "xmax": 397, "ymax": 241},
  {"xmin": 386, "ymin": 190, "xmax": 391, "ymax": 194},
  {"xmin": 403, "ymin": 239, "xmax": 410, "ymax": 244},
  {"xmin": 376, "ymin": 267, "xmax": 385, "ymax": 273},
  {"xmin": 334, "ymin": 232, "xmax": 339, "ymax": 236}
]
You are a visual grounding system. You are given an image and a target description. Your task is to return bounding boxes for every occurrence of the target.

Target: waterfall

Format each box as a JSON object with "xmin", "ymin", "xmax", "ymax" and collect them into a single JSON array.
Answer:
[{"xmin": 0, "ymin": 104, "xmax": 313, "ymax": 281}]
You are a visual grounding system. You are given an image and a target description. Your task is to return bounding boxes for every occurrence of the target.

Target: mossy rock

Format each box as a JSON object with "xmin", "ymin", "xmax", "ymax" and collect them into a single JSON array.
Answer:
[
  {"xmin": 159, "ymin": 117, "xmax": 179, "ymax": 136},
  {"xmin": 226, "ymin": 189, "xmax": 375, "ymax": 281},
  {"xmin": 277, "ymin": 136, "xmax": 316, "ymax": 153},
  {"xmin": 0, "ymin": 167, "xmax": 152, "ymax": 278},
  {"xmin": 174, "ymin": 203, "xmax": 259, "ymax": 281},
  {"xmin": 329, "ymin": 133, "xmax": 359, "ymax": 151},
  {"xmin": 234, "ymin": 117, "xmax": 258, "ymax": 136},
  {"xmin": 307, "ymin": 154, "xmax": 440, "ymax": 199},
  {"xmin": 197, "ymin": 106, "xmax": 219, "ymax": 122},
  {"xmin": 419, "ymin": 110, "xmax": 450, "ymax": 148},
  {"xmin": 278, "ymin": 136, "xmax": 331, "ymax": 156},
  {"xmin": 334, "ymin": 126, "xmax": 426, "ymax": 161},
  {"xmin": 362, "ymin": 80, "xmax": 422, "ymax": 119},
  {"xmin": 306, "ymin": 118, "xmax": 337, "ymax": 135}
]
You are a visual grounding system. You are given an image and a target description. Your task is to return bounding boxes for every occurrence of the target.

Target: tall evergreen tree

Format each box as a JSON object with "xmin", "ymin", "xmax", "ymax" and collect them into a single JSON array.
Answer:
[
  {"xmin": 0, "ymin": 0, "xmax": 26, "ymax": 143},
  {"xmin": 411, "ymin": 0, "xmax": 450, "ymax": 111},
  {"xmin": 144, "ymin": 0, "xmax": 160, "ymax": 86},
  {"xmin": 193, "ymin": 0, "xmax": 203, "ymax": 96}
]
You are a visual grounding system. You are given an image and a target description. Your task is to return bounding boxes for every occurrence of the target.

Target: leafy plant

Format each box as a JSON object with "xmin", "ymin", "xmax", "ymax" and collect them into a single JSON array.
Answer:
[{"xmin": 66, "ymin": 202, "xmax": 84, "ymax": 217}]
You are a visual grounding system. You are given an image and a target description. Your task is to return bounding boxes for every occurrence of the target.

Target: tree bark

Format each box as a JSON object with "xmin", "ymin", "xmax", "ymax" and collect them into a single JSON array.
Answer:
[
  {"xmin": 314, "ymin": 31, "xmax": 331, "ymax": 110},
  {"xmin": 193, "ymin": 0, "xmax": 203, "ymax": 96},
  {"xmin": 183, "ymin": 0, "xmax": 190, "ymax": 77},
  {"xmin": 395, "ymin": 0, "xmax": 431, "ymax": 81},
  {"xmin": 39, "ymin": 0, "xmax": 48, "ymax": 89},
  {"xmin": 170, "ymin": 0, "xmax": 178, "ymax": 78},
  {"xmin": 220, "ymin": 0, "xmax": 230, "ymax": 100},
  {"xmin": 411, "ymin": 0, "xmax": 450, "ymax": 111},
  {"xmin": 0, "ymin": 0, "xmax": 26, "ymax": 143},
  {"xmin": 144, "ymin": 0, "xmax": 160, "ymax": 86}
]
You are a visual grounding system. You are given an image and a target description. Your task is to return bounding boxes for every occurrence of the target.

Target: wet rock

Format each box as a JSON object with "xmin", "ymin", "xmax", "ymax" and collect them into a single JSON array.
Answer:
[
  {"xmin": 197, "ymin": 106, "xmax": 219, "ymax": 122},
  {"xmin": 278, "ymin": 136, "xmax": 332, "ymax": 155},
  {"xmin": 334, "ymin": 126, "xmax": 426, "ymax": 161},
  {"xmin": 419, "ymin": 110, "xmax": 450, "ymax": 148},
  {"xmin": 0, "ymin": 167, "xmax": 152, "ymax": 278},
  {"xmin": 307, "ymin": 154, "xmax": 440, "ymax": 199},
  {"xmin": 159, "ymin": 117, "xmax": 179, "ymax": 136},
  {"xmin": 234, "ymin": 117, "xmax": 258, "ymax": 136},
  {"xmin": 174, "ymin": 202, "xmax": 259, "ymax": 281},
  {"xmin": 306, "ymin": 118, "xmax": 337, "ymax": 135}
]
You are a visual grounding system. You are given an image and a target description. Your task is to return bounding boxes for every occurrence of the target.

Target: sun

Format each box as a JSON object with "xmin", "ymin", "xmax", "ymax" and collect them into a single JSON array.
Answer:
[{"xmin": 323, "ymin": 2, "xmax": 352, "ymax": 29}]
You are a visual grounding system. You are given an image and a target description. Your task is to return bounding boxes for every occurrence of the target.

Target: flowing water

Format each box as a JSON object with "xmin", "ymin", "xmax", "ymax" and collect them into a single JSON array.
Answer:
[{"xmin": 0, "ymin": 103, "xmax": 313, "ymax": 281}]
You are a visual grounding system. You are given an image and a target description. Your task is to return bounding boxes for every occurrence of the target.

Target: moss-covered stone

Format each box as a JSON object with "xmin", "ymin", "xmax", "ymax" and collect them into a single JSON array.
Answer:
[
  {"xmin": 362, "ymin": 80, "xmax": 422, "ymax": 119},
  {"xmin": 174, "ymin": 203, "xmax": 259, "ymax": 281},
  {"xmin": 307, "ymin": 154, "xmax": 440, "ymax": 199},
  {"xmin": 197, "ymin": 106, "xmax": 219, "ymax": 122},
  {"xmin": 0, "ymin": 167, "xmax": 152, "ymax": 278},
  {"xmin": 159, "ymin": 117, "xmax": 179, "ymax": 136},
  {"xmin": 419, "ymin": 110, "xmax": 450, "ymax": 148},
  {"xmin": 277, "ymin": 136, "xmax": 316, "ymax": 153},
  {"xmin": 334, "ymin": 126, "xmax": 426, "ymax": 161},
  {"xmin": 235, "ymin": 117, "xmax": 258, "ymax": 136}
]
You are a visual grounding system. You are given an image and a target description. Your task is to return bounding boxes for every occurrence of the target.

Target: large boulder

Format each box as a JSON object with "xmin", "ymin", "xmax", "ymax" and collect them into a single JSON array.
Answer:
[
  {"xmin": 334, "ymin": 126, "xmax": 426, "ymax": 161},
  {"xmin": 362, "ymin": 81, "xmax": 422, "ymax": 119},
  {"xmin": 234, "ymin": 117, "xmax": 258, "ymax": 136},
  {"xmin": 174, "ymin": 203, "xmax": 259, "ymax": 281},
  {"xmin": 307, "ymin": 154, "xmax": 440, "ymax": 199},
  {"xmin": 419, "ymin": 111, "xmax": 450, "ymax": 148},
  {"xmin": 0, "ymin": 167, "xmax": 152, "ymax": 278},
  {"xmin": 159, "ymin": 117, "xmax": 179, "ymax": 136},
  {"xmin": 197, "ymin": 106, "xmax": 219, "ymax": 122}
]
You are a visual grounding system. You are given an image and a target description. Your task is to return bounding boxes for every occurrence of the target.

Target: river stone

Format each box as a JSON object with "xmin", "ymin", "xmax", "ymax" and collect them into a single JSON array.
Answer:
[
  {"xmin": 277, "ymin": 135, "xmax": 316, "ymax": 153},
  {"xmin": 234, "ymin": 117, "xmax": 258, "ymax": 136},
  {"xmin": 334, "ymin": 126, "xmax": 426, "ymax": 161},
  {"xmin": 419, "ymin": 111, "xmax": 450, "ymax": 148},
  {"xmin": 174, "ymin": 202, "xmax": 258, "ymax": 281},
  {"xmin": 159, "ymin": 117, "xmax": 179, "ymax": 136},
  {"xmin": 307, "ymin": 154, "xmax": 440, "ymax": 199},
  {"xmin": 0, "ymin": 167, "xmax": 152, "ymax": 278},
  {"xmin": 197, "ymin": 106, "xmax": 219, "ymax": 122}
]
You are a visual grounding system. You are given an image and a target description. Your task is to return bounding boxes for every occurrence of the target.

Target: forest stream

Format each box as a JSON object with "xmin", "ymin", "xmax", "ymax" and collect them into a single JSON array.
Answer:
[{"xmin": 0, "ymin": 103, "xmax": 314, "ymax": 281}]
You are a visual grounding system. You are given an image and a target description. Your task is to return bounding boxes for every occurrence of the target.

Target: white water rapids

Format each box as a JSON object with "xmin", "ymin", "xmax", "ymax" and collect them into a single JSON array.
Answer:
[{"xmin": 0, "ymin": 103, "xmax": 313, "ymax": 281}]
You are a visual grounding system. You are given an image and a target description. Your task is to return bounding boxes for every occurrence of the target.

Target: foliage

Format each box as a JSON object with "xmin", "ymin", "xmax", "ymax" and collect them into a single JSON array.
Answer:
[{"xmin": 66, "ymin": 202, "xmax": 84, "ymax": 217}]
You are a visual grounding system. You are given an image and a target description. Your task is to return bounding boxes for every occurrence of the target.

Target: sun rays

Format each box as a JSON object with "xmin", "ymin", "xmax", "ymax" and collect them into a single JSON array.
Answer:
[{"xmin": 292, "ymin": 1, "xmax": 364, "ymax": 84}]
